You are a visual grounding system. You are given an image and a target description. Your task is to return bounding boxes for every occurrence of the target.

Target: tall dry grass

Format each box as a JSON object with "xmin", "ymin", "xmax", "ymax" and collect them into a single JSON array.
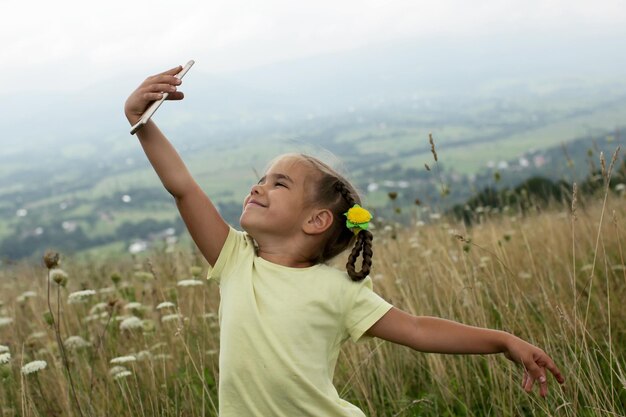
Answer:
[{"xmin": 0, "ymin": 190, "xmax": 625, "ymax": 416}]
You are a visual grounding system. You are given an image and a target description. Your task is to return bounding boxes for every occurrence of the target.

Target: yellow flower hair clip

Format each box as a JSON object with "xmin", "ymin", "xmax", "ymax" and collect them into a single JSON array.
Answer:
[{"xmin": 344, "ymin": 204, "xmax": 372, "ymax": 235}]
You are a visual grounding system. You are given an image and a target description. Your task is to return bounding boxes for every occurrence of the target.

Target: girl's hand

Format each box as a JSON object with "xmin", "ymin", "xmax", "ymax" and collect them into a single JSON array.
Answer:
[
  {"xmin": 124, "ymin": 65, "xmax": 186, "ymax": 125},
  {"xmin": 503, "ymin": 335, "xmax": 565, "ymax": 397}
]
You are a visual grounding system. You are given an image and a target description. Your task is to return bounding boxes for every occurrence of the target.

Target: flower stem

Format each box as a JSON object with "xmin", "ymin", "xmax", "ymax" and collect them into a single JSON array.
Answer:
[{"xmin": 46, "ymin": 270, "xmax": 85, "ymax": 417}]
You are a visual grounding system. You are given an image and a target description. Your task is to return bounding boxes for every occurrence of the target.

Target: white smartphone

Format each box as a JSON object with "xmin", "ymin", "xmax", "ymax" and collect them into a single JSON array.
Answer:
[{"xmin": 130, "ymin": 60, "xmax": 195, "ymax": 135}]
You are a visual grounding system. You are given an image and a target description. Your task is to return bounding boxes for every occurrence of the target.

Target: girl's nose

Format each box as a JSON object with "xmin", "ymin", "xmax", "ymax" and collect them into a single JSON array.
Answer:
[{"xmin": 250, "ymin": 183, "xmax": 262, "ymax": 195}]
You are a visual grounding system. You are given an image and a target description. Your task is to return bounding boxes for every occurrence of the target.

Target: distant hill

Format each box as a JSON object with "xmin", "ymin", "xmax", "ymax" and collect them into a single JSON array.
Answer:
[{"xmin": 1, "ymin": 35, "xmax": 625, "ymax": 261}]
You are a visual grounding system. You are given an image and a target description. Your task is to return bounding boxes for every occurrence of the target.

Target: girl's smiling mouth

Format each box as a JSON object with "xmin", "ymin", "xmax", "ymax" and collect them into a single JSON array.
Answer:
[{"xmin": 247, "ymin": 199, "xmax": 267, "ymax": 208}]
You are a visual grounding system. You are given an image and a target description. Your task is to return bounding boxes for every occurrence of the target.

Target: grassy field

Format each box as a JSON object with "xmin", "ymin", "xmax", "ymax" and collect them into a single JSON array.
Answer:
[
  {"xmin": 1, "ymin": 86, "xmax": 625, "ymax": 260},
  {"xmin": 0, "ymin": 178, "xmax": 624, "ymax": 416}
]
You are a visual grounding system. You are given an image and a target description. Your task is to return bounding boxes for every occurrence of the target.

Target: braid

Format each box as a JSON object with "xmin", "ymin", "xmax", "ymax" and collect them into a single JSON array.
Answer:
[
  {"xmin": 334, "ymin": 181, "xmax": 356, "ymax": 206},
  {"xmin": 334, "ymin": 181, "xmax": 374, "ymax": 282},
  {"xmin": 346, "ymin": 230, "xmax": 373, "ymax": 281}
]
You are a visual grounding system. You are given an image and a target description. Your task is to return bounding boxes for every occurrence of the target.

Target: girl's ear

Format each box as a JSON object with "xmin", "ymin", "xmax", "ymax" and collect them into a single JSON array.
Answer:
[{"xmin": 303, "ymin": 209, "xmax": 334, "ymax": 235}]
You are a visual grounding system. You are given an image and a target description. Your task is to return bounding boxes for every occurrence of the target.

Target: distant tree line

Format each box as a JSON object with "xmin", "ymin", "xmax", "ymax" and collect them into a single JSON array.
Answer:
[
  {"xmin": 450, "ymin": 158, "xmax": 626, "ymax": 225},
  {"xmin": 0, "ymin": 217, "xmax": 183, "ymax": 262}
]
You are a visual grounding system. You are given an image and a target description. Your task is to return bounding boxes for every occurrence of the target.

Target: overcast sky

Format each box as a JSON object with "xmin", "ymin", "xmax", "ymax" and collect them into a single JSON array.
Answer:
[{"xmin": 2, "ymin": 0, "xmax": 626, "ymax": 95}]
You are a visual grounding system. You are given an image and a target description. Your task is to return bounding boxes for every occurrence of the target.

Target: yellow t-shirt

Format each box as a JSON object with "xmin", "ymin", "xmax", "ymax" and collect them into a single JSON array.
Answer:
[{"xmin": 208, "ymin": 227, "xmax": 393, "ymax": 417}]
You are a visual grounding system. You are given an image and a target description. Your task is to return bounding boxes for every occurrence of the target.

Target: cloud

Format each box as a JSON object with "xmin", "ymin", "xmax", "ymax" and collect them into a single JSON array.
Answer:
[{"xmin": 1, "ymin": 0, "xmax": 625, "ymax": 93}]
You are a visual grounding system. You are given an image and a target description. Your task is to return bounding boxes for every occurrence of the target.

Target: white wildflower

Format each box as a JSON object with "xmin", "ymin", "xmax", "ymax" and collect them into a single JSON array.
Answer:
[
  {"xmin": 0, "ymin": 345, "xmax": 9, "ymax": 353},
  {"xmin": 151, "ymin": 342, "xmax": 167, "ymax": 351},
  {"xmin": 161, "ymin": 314, "xmax": 183, "ymax": 323},
  {"xmin": 16, "ymin": 291, "xmax": 37, "ymax": 303},
  {"xmin": 0, "ymin": 352, "xmax": 10, "ymax": 364},
  {"xmin": 153, "ymin": 354, "xmax": 173, "ymax": 361},
  {"xmin": 27, "ymin": 332, "xmax": 47, "ymax": 341},
  {"xmin": 133, "ymin": 271, "xmax": 154, "ymax": 282},
  {"xmin": 177, "ymin": 279, "xmax": 203, "ymax": 287},
  {"xmin": 429, "ymin": 213, "xmax": 441, "ymax": 220},
  {"xmin": 136, "ymin": 350, "xmax": 152, "ymax": 361},
  {"xmin": 119, "ymin": 316, "xmax": 143, "ymax": 330},
  {"xmin": 113, "ymin": 370, "xmax": 133, "ymax": 380},
  {"xmin": 98, "ymin": 287, "xmax": 115, "ymax": 294},
  {"xmin": 123, "ymin": 302, "xmax": 144, "ymax": 311},
  {"xmin": 114, "ymin": 315, "xmax": 132, "ymax": 322},
  {"xmin": 156, "ymin": 301, "xmax": 176, "ymax": 310},
  {"xmin": 68, "ymin": 290, "xmax": 96, "ymax": 304},
  {"xmin": 109, "ymin": 365, "xmax": 128, "ymax": 376},
  {"xmin": 89, "ymin": 302, "xmax": 108, "ymax": 314},
  {"xmin": 84, "ymin": 312, "xmax": 109, "ymax": 323},
  {"xmin": 0, "ymin": 317, "xmax": 14, "ymax": 327},
  {"xmin": 64, "ymin": 336, "xmax": 90, "ymax": 350},
  {"xmin": 21, "ymin": 360, "xmax": 47, "ymax": 375},
  {"xmin": 110, "ymin": 355, "xmax": 137, "ymax": 364}
]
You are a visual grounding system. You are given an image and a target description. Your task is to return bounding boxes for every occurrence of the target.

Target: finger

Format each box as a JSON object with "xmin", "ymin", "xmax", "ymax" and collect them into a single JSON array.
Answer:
[
  {"xmin": 538, "ymin": 373, "xmax": 548, "ymax": 397},
  {"xmin": 147, "ymin": 83, "xmax": 179, "ymax": 94},
  {"xmin": 524, "ymin": 362, "xmax": 542, "ymax": 393},
  {"xmin": 142, "ymin": 92, "xmax": 166, "ymax": 102},
  {"xmin": 524, "ymin": 373, "xmax": 535, "ymax": 393},
  {"xmin": 159, "ymin": 65, "xmax": 183, "ymax": 76},
  {"xmin": 146, "ymin": 74, "xmax": 183, "ymax": 87},
  {"xmin": 544, "ymin": 357, "xmax": 565, "ymax": 384}
]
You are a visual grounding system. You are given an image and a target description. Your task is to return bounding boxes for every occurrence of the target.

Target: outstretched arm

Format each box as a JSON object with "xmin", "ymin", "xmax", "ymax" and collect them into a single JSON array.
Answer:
[
  {"xmin": 366, "ymin": 307, "xmax": 565, "ymax": 397},
  {"xmin": 124, "ymin": 66, "xmax": 229, "ymax": 265}
]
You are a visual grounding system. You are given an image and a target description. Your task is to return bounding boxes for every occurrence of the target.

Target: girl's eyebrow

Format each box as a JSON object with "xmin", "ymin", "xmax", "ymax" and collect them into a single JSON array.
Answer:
[{"xmin": 260, "ymin": 173, "xmax": 294, "ymax": 183}]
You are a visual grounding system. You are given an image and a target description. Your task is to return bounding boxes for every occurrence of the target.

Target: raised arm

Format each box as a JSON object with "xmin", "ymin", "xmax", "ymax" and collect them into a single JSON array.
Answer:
[
  {"xmin": 124, "ymin": 66, "xmax": 229, "ymax": 265},
  {"xmin": 366, "ymin": 307, "xmax": 565, "ymax": 397}
]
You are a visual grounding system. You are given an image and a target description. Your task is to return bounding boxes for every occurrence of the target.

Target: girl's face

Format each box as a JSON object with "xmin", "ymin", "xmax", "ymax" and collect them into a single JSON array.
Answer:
[{"xmin": 240, "ymin": 156, "xmax": 316, "ymax": 238}]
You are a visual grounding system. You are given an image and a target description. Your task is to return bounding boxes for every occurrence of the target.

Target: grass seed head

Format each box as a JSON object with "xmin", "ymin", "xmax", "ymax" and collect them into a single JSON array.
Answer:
[
  {"xmin": 110, "ymin": 272, "xmax": 122, "ymax": 285},
  {"xmin": 429, "ymin": 133, "xmax": 438, "ymax": 162},
  {"xmin": 50, "ymin": 268, "xmax": 68, "ymax": 286},
  {"xmin": 43, "ymin": 251, "xmax": 60, "ymax": 269}
]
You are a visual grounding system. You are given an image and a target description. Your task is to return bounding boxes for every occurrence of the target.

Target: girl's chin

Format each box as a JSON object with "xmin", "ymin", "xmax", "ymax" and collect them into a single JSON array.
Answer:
[{"xmin": 239, "ymin": 216, "xmax": 256, "ymax": 234}]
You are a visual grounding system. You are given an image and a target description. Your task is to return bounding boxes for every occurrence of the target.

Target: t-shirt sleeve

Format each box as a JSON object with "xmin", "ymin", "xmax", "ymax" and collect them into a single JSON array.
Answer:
[
  {"xmin": 344, "ymin": 277, "xmax": 393, "ymax": 343},
  {"xmin": 206, "ymin": 227, "xmax": 251, "ymax": 284}
]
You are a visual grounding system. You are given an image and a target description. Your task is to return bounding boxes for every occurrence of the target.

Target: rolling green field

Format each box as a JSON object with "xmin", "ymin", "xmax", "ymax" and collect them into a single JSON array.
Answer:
[{"xmin": 1, "ymin": 82, "xmax": 625, "ymax": 261}]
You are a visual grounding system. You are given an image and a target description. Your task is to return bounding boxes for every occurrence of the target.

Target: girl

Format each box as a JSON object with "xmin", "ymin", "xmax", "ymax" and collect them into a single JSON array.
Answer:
[{"xmin": 124, "ymin": 65, "xmax": 564, "ymax": 416}]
